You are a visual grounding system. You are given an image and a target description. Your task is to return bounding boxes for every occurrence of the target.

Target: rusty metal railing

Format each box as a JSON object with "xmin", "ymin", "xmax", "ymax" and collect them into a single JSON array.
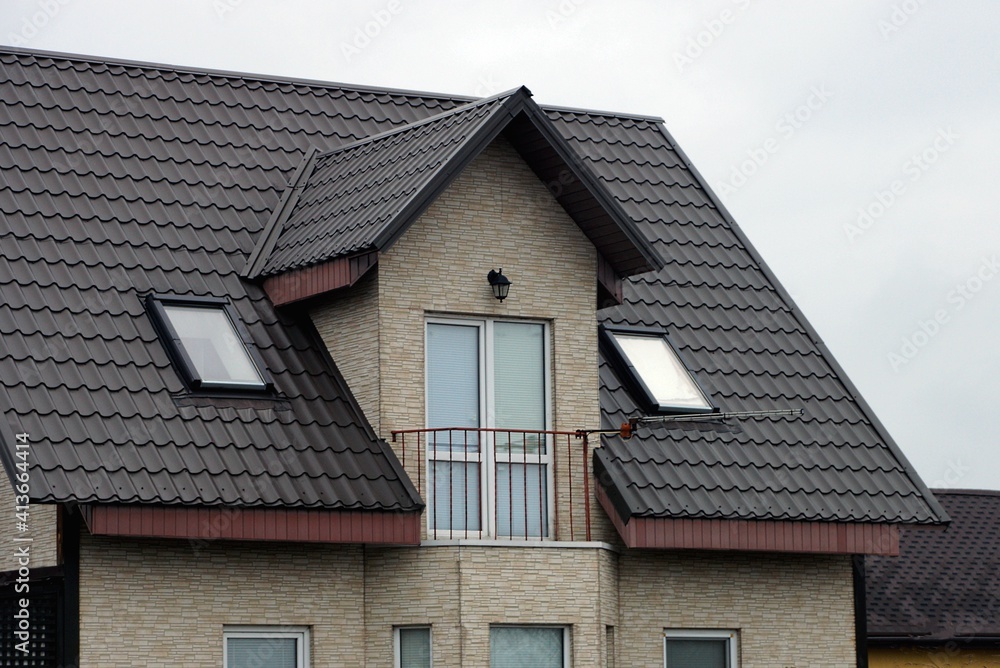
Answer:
[{"xmin": 390, "ymin": 428, "xmax": 592, "ymax": 542}]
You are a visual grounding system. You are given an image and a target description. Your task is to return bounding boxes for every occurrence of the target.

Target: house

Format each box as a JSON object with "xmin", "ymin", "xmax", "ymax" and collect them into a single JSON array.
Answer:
[
  {"xmin": 0, "ymin": 45, "xmax": 948, "ymax": 667},
  {"xmin": 866, "ymin": 489, "xmax": 1000, "ymax": 667}
]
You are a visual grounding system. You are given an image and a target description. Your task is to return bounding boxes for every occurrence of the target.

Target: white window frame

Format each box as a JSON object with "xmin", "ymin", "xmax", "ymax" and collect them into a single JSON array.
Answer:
[
  {"xmin": 490, "ymin": 625, "xmax": 570, "ymax": 668},
  {"xmin": 223, "ymin": 626, "xmax": 309, "ymax": 668},
  {"xmin": 425, "ymin": 316, "xmax": 553, "ymax": 539},
  {"xmin": 394, "ymin": 625, "xmax": 432, "ymax": 668},
  {"xmin": 663, "ymin": 629, "xmax": 738, "ymax": 668}
]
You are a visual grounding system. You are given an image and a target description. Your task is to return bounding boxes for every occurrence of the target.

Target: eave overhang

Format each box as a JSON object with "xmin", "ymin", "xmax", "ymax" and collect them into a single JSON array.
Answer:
[
  {"xmin": 79, "ymin": 503, "xmax": 421, "ymax": 546},
  {"xmin": 596, "ymin": 483, "xmax": 900, "ymax": 555}
]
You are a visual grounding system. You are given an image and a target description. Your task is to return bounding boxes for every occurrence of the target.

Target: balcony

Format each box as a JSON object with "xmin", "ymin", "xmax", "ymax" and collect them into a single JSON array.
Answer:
[{"xmin": 391, "ymin": 428, "xmax": 594, "ymax": 542}]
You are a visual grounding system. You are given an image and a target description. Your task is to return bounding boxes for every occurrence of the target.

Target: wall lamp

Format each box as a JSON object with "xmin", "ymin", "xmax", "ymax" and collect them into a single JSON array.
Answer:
[{"xmin": 487, "ymin": 269, "xmax": 512, "ymax": 302}]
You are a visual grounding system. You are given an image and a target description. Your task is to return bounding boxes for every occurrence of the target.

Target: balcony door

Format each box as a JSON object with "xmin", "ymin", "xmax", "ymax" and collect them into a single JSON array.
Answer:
[{"xmin": 426, "ymin": 318, "xmax": 551, "ymax": 538}]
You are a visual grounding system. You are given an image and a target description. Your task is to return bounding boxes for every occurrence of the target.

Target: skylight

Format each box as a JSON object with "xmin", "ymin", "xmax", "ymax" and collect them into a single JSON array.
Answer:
[
  {"xmin": 604, "ymin": 329, "xmax": 713, "ymax": 413},
  {"xmin": 147, "ymin": 295, "xmax": 271, "ymax": 391}
]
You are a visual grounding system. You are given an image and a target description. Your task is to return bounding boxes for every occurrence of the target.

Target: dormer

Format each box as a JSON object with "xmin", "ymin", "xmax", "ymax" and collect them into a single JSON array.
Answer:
[{"xmin": 244, "ymin": 87, "xmax": 661, "ymax": 542}]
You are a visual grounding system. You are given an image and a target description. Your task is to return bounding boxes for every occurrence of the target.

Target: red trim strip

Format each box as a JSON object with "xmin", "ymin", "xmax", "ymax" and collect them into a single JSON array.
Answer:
[
  {"xmin": 596, "ymin": 484, "xmax": 899, "ymax": 555},
  {"xmin": 82, "ymin": 504, "xmax": 421, "ymax": 546},
  {"xmin": 262, "ymin": 251, "xmax": 379, "ymax": 306}
]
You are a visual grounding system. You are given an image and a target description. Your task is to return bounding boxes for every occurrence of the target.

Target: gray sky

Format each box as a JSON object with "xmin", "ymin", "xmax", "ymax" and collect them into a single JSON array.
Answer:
[{"xmin": 3, "ymin": 0, "xmax": 997, "ymax": 491}]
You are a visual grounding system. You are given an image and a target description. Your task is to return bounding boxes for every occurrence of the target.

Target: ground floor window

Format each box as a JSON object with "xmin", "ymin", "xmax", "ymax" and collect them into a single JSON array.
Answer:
[
  {"xmin": 490, "ymin": 626, "xmax": 568, "ymax": 667},
  {"xmin": 224, "ymin": 626, "xmax": 309, "ymax": 668},
  {"xmin": 396, "ymin": 626, "xmax": 432, "ymax": 668},
  {"xmin": 663, "ymin": 630, "xmax": 737, "ymax": 668}
]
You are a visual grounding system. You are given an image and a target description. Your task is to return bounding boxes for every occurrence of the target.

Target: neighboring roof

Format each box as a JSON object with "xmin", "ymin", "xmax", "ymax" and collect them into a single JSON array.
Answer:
[
  {"xmin": 0, "ymin": 46, "xmax": 946, "ymax": 529},
  {"xmin": 245, "ymin": 86, "xmax": 662, "ymax": 282},
  {"xmin": 866, "ymin": 490, "xmax": 1000, "ymax": 642},
  {"xmin": 0, "ymin": 47, "xmax": 435, "ymax": 512}
]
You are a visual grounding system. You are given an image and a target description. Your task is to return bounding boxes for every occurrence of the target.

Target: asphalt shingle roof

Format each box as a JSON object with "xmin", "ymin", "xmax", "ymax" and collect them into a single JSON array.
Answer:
[
  {"xmin": 0, "ymin": 47, "xmax": 945, "ymax": 526},
  {"xmin": 866, "ymin": 490, "xmax": 1000, "ymax": 640}
]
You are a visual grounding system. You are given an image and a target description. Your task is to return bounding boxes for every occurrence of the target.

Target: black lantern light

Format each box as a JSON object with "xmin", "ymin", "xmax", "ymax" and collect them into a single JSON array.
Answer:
[{"xmin": 487, "ymin": 269, "xmax": 511, "ymax": 302}]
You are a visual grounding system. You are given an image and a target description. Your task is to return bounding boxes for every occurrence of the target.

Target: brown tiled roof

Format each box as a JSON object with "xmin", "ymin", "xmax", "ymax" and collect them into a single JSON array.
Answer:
[
  {"xmin": 866, "ymin": 490, "xmax": 1000, "ymax": 641},
  {"xmin": 246, "ymin": 86, "xmax": 662, "ymax": 281},
  {"xmin": 0, "ymin": 48, "xmax": 442, "ymax": 511},
  {"xmin": 0, "ymin": 46, "xmax": 946, "ymax": 527}
]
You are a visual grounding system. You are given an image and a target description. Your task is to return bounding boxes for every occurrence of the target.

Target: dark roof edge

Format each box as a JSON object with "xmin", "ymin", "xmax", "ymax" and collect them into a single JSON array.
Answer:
[
  {"xmin": 520, "ymin": 99, "xmax": 665, "ymax": 274},
  {"xmin": 0, "ymin": 419, "xmax": 21, "ymax": 494},
  {"xmin": 592, "ymin": 447, "xmax": 637, "ymax": 522},
  {"xmin": 541, "ymin": 102, "xmax": 665, "ymax": 123},
  {"xmin": 317, "ymin": 86, "xmax": 530, "ymax": 159},
  {"xmin": 650, "ymin": 122, "xmax": 950, "ymax": 526},
  {"xmin": 929, "ymin": 488, "xmax": 1000, "ymax": 497},
  {"xmin": 243, "ymin": 148, "xmax": 318, "ymax": 279},
  {"xmin": 0, "ymin": 44, "xmax": 476, "ymax": 104}
]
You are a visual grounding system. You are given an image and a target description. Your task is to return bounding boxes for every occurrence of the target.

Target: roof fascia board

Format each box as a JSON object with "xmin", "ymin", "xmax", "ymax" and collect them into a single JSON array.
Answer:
[
  {"xmin": 518, "ymin": 100, "xmax": 665, "ymax": 273},
  {"xmin": 649, "ymin": 122, "xmax": 950, "ymax": 526},
  {"xmin": 243, "ymin": 147, "xmax": 318, "ymax": 279}
]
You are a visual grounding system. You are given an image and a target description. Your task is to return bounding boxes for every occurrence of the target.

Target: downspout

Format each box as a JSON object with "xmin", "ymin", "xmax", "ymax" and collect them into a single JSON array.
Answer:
[
  {"xmin": 852, "ymin": 555, "xmax": 869, "ymax": 668},
  {"xmin": 60, "ymin": 504, "xmax": 80, "ymax": 667}
]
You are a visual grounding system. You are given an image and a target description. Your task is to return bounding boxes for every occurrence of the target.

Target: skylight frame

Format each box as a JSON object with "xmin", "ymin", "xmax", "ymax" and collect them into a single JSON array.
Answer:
[
  {"xmin": 601, "ymin": 325, "xmax": 715, "ymax": 415},
  {"xmin": 145, "ymin": 294, "xmax": 274, "ymax": 393}
]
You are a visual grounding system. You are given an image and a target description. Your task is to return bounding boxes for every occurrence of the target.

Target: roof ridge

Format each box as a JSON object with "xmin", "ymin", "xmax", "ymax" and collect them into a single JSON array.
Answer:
[
  {"xmin": 930, "ymin": 488, "xmax": 1000, "ymax": 496},
  {"xmin": 541, "ymin": 102, "xmax": 665, "ymax": 123},
  {"xmin": 0, "ymin": 44, "xmax": 475, "ymax": 104},
  {"xmin": 314, "ymin": 86, "xmax": 530, "ymax": 159}
]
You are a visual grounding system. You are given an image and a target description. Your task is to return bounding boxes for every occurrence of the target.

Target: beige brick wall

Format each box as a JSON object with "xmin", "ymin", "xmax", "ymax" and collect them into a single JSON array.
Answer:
[
  {"xmin": 365, "ymin": 544, "xmax": 612, "ymax": 667},
  {"xmin": 0, "ymin": 480, "xmax": 58, "ymax": 572},
  {"xmin": 78, "ymin": 534, "xmax": 367, "ymax": 668},
  {"xmin": 618, "ymin": 551, "xmax": 857, "ymax": 668},
  {"xmin": 311, "ymin": 268, "xmax": 381, "ymax": 433}
]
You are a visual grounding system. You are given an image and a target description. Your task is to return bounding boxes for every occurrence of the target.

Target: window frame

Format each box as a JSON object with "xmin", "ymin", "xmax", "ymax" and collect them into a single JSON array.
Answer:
[
  {"xmin": 424, "ymin": 315, "xmax": 554, "ymax": 539},
  {"xmin": 394, "ymin": 625, "xmax": 432, "ymax": 668},
  {"xmin": 223, "ymin": 626, "xmax": 309, "ymax": 668},
  {"xmin": 601, "ymin": 325, "xmax": 715, "ymax": 415},
  {"xmin": 489, "ymin": 624, "xmax": 570, "ymax": 668},
  {"xmin": 145, "ymin": 293, "xmax": 273, "ymax": 392},
  {"xmin": 663, "ymin": 629, "xmax": 738, "ymax": 668}
]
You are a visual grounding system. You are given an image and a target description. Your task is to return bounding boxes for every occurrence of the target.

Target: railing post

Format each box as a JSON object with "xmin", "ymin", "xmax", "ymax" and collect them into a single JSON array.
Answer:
[{"xmin": 582, "ymin": 433, "xmax": 591, "ymax": 542}]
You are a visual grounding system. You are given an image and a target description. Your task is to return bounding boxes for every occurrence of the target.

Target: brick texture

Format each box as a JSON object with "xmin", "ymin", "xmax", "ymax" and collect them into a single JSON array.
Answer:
[
  {"xmin": 0, "ymin": 478, "xmax": 57, "ymax": 571},
  {"xmin": 617, "ymin": 551, "xmax": 857, "ymax": 667}
]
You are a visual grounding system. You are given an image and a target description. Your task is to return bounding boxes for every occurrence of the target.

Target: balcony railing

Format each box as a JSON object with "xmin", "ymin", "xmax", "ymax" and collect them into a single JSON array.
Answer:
[{"xmin": 390, "ymin": 428, "xmax": 593, "ymax": 542}]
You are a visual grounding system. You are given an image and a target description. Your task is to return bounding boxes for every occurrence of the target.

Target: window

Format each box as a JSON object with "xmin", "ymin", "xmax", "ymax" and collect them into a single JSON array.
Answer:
[
  {"xmin": 602, "ymin": 327, "xmax": 713, "ymax": 413},
  {"xmin": 395, "ymin": 626, "xmax": 431, "ymax": 668},
  {"xmin": 425, "ymin": 318, "xmax": 551, "ymax": 538},
  {"xmin": 224, "ymin": 627, "xmax": 308, "ymax": 668},
  {"xmin": 146, "ymin": 294, "xmax": 272, "ymax": 391},
  {"xmin": 663, "ymin": 630, "xmax": 737, "ymax": 668},
  {"xmin": 491, "ymin": 626, "xmax": 568, "ymax": 668}
]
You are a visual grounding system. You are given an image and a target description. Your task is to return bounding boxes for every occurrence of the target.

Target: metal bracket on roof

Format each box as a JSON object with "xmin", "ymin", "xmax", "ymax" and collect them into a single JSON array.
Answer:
[{"xmin": 620, "ymin": 408, "xmax": 805, "ymax": 439}]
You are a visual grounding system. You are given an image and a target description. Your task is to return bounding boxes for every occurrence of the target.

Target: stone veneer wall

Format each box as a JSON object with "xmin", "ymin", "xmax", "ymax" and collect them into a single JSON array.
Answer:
[
  {"xmin": 76, "ymin": 535, "xmax": 858, "ymax": 667},
  {"xmin": 0, "ymin": 479, "xmax": 57, "ymax": 571},
  {"xmin": 617, "ymin": 551, "xmax": 857, "ymax": 668}
]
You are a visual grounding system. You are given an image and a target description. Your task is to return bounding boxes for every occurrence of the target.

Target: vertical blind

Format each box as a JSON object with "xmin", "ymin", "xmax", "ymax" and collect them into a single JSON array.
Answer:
[
  {"xmin": 490, "ymin": 627, "xmax": 564, "ymax": 668},
  {"xmin": 664, "ymin": 638, "xmax": 729, "ymax": 668},
  {"xmin": 398, "ymin": 627, "xmax": 431, "ymax": 668},
  {"xmin": 226, "ymin": 636, "xmax": 298, "ymax": 668},
  {"xmin": 427, "ymin": 323, "xmax": 481, "ymax": 443}
]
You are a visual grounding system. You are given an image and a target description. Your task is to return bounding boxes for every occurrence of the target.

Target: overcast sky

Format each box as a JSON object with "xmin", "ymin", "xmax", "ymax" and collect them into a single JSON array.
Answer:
[{"xmin": 3, "ymin": 0, "xmax": 997, "ymax": 491}]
